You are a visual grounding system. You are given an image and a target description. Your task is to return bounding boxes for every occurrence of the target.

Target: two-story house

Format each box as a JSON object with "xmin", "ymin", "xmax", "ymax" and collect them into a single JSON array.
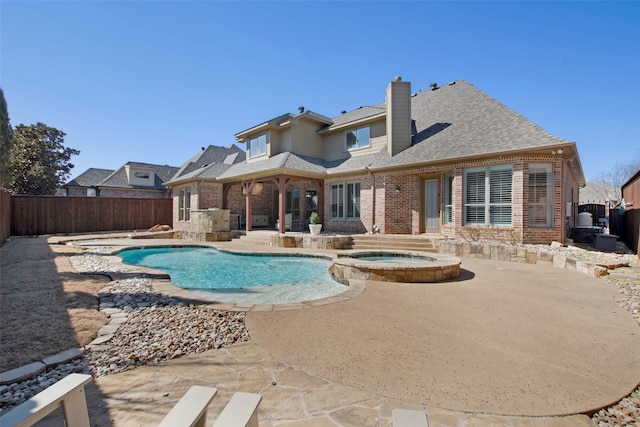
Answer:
[{"xmin": 167, "ymin": 77, "xmax": 585, "ymax": 243}]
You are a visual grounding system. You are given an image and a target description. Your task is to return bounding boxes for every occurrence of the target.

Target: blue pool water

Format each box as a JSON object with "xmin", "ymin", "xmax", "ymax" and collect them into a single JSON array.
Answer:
[{"xmin": 118, "ymin": 246, "xmax": 346, "ymax": 304}]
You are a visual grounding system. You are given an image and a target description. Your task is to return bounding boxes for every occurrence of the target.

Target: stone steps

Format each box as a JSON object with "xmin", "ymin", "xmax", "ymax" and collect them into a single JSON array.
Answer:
[
  {"xmin": 234, "ymin": 231, "xmax": 276, "ymax": 246},
  {"xmin": 350, "ymin": 235, "xmax": 441, "ymax": 252},
  {"xmin": 234, "ymin": 232, "xmax": 443, "ymax": 252}
]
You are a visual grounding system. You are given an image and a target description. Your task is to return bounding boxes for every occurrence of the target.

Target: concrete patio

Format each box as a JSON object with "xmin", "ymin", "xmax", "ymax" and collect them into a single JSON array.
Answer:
[{"xmin": 25, "ymin": 236, "xmax": 640, "ymax": 425}]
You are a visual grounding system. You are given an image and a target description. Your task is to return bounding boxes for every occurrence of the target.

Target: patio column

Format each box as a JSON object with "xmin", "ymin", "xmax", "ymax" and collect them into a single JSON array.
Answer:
[
  {"xmin": 242, "ymin": 180, "xmax": 256, "ymax": 232},
  {"xmin": 274, "ymin": 175, "xmax": 290, "ymax": 234}
]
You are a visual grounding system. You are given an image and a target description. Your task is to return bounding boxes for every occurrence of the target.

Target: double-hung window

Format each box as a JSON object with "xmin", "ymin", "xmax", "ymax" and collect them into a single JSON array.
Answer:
[
  {"xmin": 345, "ymin": 127, "xmax": 370, "ymax": 151},
  {"xmin": 249, "ymin": 134, "xmax": 266, "ymax": 158},
  {"xmin": 330, "ymin": 181, "xmax": 361, "ymax": 219},
  {"xmin": 528, "ymin": 163, "xmax": 554, "ymax": 227},
  {"xmin": 464, "ymin": 165, "xmax": 513, "ymax": 226},
  {"xmin": 179, "ymin": 187, "xmax": 191, "ymax": 221}
]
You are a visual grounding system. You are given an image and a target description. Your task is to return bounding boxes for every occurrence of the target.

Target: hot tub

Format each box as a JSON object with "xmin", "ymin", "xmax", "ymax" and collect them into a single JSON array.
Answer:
[{"xmin": 330, "ymin": 250, "xmax": 461, "ymax": 283}]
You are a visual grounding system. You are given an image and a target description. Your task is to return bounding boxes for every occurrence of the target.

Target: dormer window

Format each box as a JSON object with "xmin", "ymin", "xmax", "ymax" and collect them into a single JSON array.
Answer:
[
  {"xmin": 134, "ymin": 171, "xmax": 150, "ymax": 179},
  {"xmin": 125, "ymin": 165, "xmax": 154, "ymax": 186},
  {"xmin": 249, "ymin": 134, "xmax": 267, "ymax": 158},
  {"xmin": 346, "ymin": 127, "xmax": 370, "ymax": 151}
]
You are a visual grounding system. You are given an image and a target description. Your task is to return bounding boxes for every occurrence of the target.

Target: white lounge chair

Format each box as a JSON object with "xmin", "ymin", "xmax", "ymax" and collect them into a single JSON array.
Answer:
[
  {"xmin": 159, "ymin": 387, "xmax": 261, "ymax": 427},
  {"xmin": 0, "ymin": 373, "xmax": 92, "ymax": 427}
]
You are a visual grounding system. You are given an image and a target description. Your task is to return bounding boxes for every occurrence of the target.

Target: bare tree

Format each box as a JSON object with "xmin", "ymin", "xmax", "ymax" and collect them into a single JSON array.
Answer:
[{"xmin": 592, "ymin": 151, "xmax": 640, "ymax": 202}]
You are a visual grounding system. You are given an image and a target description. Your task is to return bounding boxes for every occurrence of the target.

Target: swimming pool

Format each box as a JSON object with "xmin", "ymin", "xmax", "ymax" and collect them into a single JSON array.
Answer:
[{"xmin": 118, "ymin": 246, "xmax": 347, "ymax": 304}]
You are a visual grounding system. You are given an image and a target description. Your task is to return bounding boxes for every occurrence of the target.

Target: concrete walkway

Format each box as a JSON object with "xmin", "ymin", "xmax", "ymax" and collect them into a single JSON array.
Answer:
[{"xmin": 54, "ymin": 236, "xmax": 640, "ymax": 425}]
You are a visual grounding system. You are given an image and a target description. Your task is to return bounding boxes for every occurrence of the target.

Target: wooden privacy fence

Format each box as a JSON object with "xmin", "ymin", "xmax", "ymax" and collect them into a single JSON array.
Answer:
[
  {"xmin": 1, "ymin": 190, "xmax": 10, "ymax": 245},
  {"xmin": 610, "ymin": 208, "xmax": 640, "ymax": 256},
  {"xmin": 10, "ymin": 196, "xmax": 173, "ymax": 236}
]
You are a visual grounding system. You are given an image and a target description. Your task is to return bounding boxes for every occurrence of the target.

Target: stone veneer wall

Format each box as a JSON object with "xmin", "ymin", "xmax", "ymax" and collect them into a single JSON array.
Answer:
[
  {"xmin": 269, "ymin": 234, "xmax": 353, "ymax": 250},
  {"xmin": 267, "ymin": 234, "xmax": 615, "ymax": 278},
  {"xmin": 435, "ymin": 240, "xmax": 612, "ymax": 278}
]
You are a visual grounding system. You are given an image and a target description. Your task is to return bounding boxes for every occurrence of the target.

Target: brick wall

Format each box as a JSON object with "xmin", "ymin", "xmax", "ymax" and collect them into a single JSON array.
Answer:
[
  {"xmin": 376, "ymin": 155, "xmax": 572, "ymax": 243},
  {"xmin": 324, "ymin": 175, "xmax": 368, "ymax": 234},
  {"xmin": 173, "ymin": 154, "xmax": 579, "ymax": 243},
  {"xmin": 66, "ymin": 187, "xmax": 87, "ymax": 196},
  {"xmin": 198, "ymin": 183, "xmax": 224, "ymax": 209},
  {"xmin": 98, "ymin": 188, "xmax": 170, "ymax": 198},
  {"xmin": 225, "ymin": 183, "xmax": 245, "ymax": 215}
]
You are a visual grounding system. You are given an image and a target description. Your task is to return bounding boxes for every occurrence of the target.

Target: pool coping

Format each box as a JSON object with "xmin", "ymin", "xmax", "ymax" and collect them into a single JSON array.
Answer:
[{"xmin": 79, "ymin": 240, "xmax": 368, "ymax": 312}]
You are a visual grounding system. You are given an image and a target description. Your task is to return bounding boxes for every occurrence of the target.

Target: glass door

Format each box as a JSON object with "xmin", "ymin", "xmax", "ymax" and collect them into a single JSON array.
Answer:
[{"xmin": 424, "ymin": 179, "xmax": 440, "ymax": 233}]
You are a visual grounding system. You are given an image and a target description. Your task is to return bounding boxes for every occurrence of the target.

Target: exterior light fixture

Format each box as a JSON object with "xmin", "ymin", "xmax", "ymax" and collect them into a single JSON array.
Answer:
[{"xmin": 395, "ymin": 185, "xmax": 401, "ymax": 193}]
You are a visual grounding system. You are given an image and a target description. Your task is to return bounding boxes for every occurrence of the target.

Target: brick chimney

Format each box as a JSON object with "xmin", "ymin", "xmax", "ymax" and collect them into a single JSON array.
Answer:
[{"xmin": 385, "ymin": 76, "xmax": 412, "ymax": 156}]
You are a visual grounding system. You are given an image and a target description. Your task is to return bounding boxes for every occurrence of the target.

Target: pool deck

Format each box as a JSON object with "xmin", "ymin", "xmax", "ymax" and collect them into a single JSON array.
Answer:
[{"xmin": 60, "ymin": 236, "xmax": 640, "ymax": 425}]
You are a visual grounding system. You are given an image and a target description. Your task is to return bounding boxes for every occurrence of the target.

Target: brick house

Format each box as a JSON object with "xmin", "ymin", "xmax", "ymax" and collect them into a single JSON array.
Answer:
[
  {"xmin": 63, "ymin": 162, "xmax": 178, "ymax": 198},
  {"xmin": 166, "ymin": 77, "xmax": 585, "ymax": 244},
  {"xmin": 62, "ymin": 168, "xmax": 115, "ymax": 196}
]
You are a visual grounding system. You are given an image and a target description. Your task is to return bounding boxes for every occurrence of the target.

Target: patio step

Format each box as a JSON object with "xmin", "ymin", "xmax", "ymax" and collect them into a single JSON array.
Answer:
[
  {"xmin": 349, "ymin": 235, "xmax": 441, "ymax": 253},
  {"xmin": 235, "ymin": 231, "xmax": 276, "ymax": 247},
  {"xmin": 233, "ymin": 231, "xmax": 442, "ymax": 253}
]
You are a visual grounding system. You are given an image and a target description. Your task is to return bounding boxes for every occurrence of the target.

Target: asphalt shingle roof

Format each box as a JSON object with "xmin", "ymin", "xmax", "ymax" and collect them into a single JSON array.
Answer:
[
  {"xmin": 100, "ymin": 162, "xmax": 179, "ymax": 189},
  {"xmin": 185, "ymin": 80, "xmax": 576, "ymax": 181},
  {"xmin": 579, "ymin": 181, "xmax": 619, "ymax": 205},
  {"xmin": 392, "ymin": 80, "xmax": 569, "ymax": 166},
  {"xmin": 326, "ymin": 104, "xmax": 386, "ymax": 129},
  {"xmin": 171, "ymin": 144, "xmax": 245, "ymax": 180},
  {"xmin": 65, "ymin": 168, "xmax": 114, "ymax": 187},
  {"xmin": 218, "ymin": 152, "xmax": 327, "ymax": 180}
]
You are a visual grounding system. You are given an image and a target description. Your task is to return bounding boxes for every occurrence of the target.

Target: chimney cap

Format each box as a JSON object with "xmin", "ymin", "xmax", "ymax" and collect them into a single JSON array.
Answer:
[{"xmin": 393, "ymin": 76, "xmax": 402, "ymax": 82}]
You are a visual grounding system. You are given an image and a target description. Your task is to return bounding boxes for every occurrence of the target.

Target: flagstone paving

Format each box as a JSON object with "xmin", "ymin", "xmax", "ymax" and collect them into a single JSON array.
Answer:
[{"xmin": 80, "ymin": 342, "xmax": 595, "ymax": 427}]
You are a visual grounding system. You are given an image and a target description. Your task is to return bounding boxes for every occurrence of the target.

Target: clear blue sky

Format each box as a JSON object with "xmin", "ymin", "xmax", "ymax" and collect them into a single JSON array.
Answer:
[{"xmin": 2, "ymin": 1, "xmax": 638, "ymax": 182}]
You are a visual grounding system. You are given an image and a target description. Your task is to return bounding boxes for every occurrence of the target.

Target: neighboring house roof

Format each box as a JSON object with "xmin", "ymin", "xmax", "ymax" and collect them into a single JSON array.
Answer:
[
  {"xmin": 100, "ymin": 162, "xmax": 179, "ymax": 190},
  {"xmin": 579, "ymin": 181, "xmax": 620, "ymax": 205},
  {"xmin": 65, "ymin": 168, "xmax": 115, "ymax": 187}
]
